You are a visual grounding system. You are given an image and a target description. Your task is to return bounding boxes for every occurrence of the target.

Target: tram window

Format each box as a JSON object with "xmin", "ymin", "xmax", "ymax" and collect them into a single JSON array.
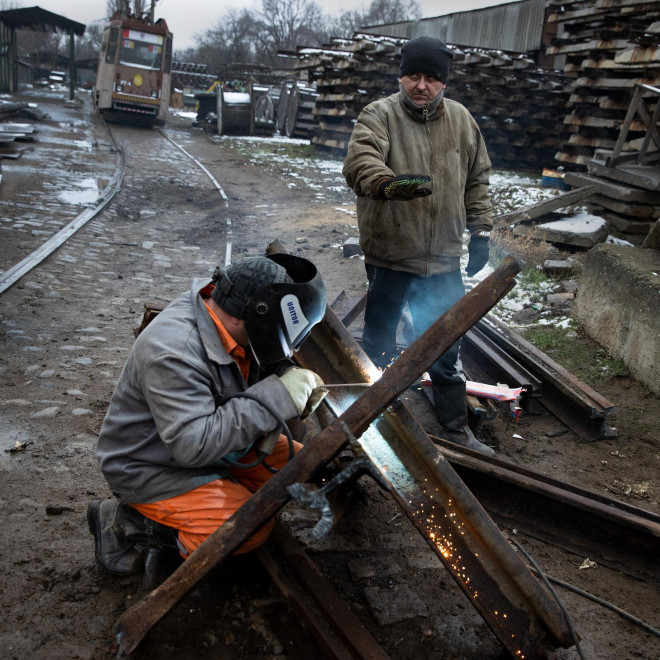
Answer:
[
  {"xmin": 119, "ymin": 29, "xmax": 164, "ymax": 70},
  {"xmin": 105, "ymin": 27, "xmax": 119, "ymax": 63}
]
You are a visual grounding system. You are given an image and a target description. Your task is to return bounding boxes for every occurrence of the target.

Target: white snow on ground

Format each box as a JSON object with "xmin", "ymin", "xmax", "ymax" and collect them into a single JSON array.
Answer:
[
  {"xmin": 606, "ymin": 234, "xmax": 635, "ymax": 246},
  {"xmin": 222, "ymin": 134, "xmax": 311, "ymax": 147},
  {"xmin": 170, "ymin": 110, "xmax": 197, "ymax": 120},
  {"xmin": 537, "ymin": 210, "xmax": 607, "ymax": 234},
  {"xmin": 199, "ymin": 134, "xmax": 611, "ymax": 332},
  {"xmin": 57, "ymin": 177, "xmax": 100, "ymax": 205}
]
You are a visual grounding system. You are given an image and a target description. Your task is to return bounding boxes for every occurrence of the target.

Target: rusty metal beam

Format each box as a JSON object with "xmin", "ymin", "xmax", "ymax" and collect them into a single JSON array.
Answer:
[
  {"xmin": 278, "ymin": 249, "xmax": 573, "ymax": 653},
  {"xmin": 429, "ymin": 434, "xmax": 660, "ymax": 585},
  {"xmin": 475, "ymin": 316, "xmax": 616, "ymax": 439},
  {"xmin": 115, "ymin": 255, "xmax": 524, "ymax": 655},
  {"xmin": 257, "ymin": 522, "xmax": 391, "ymax": 660},
  {"xmin": 293, "ymin": 317, "xmax": 574, "ymax": 657}
]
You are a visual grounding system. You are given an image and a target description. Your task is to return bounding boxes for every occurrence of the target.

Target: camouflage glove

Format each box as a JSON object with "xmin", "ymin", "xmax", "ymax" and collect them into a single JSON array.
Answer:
[
  {"xmin": 376, "ymin": 174, "xmax": 432, "ymax": 201},
  {"xmin": 466, "ymin": 234, "xmax": 490, "ymax": 277}
]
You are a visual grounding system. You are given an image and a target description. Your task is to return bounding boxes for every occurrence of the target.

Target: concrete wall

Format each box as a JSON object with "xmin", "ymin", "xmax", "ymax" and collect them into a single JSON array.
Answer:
[{"xmin": 573, "ymin": 244, "xmax": 660, "ymax": 394}]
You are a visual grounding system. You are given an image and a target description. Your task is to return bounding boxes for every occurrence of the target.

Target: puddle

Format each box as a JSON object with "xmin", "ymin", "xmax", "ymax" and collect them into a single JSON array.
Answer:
[
  {"xmin": 57, "ymin": 177, "xmax": 100, "ymax": 205},
  {"xmin": 0, "ymin": 425, "xmax": 31, "ymax": 460}
]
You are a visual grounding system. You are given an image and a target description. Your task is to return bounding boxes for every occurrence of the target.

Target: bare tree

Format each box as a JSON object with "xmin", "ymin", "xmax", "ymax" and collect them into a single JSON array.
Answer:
[
  {"xmin": 106, "ymin": 0, "xmax": 155, "ymax": 20},
  {"xmin": 193, "ymin": 8, "xmax": 261, "ymax": 68},
  {"xmin": 76, "ymin": 21, "xmax": 105, "ymax": 59},
  {"xmin": 329, "ymin": 0, "xmax": 422, "ymax": 38},
  {"xmin": 259, "ymin": 0, "xmax": 325, "ymax": 54},
  {"xmin": 190, "ymin": 0, "xmax": 422, "ymax": 67},
  {"xmin": 362, "ymin": 0, "xmax": 422, "ymax": 25}
]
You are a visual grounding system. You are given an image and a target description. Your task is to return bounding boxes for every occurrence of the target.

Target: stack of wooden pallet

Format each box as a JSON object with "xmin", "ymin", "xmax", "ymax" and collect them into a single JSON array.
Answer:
[
  {"xmin": 292, "ymin": 33, "xmax": 572, "ymax": 170},
  {"xmin": 546, "ymin": 0, "xmax": 660, "ymax": 168}
]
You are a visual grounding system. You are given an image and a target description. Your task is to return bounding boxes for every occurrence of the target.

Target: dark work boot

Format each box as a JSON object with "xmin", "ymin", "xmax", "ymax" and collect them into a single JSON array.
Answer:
[
  {"xmin": 444, "ymin": 424, "xmax": 496, "ymax": 457},
  {"xmin": 87, "ymin": 499, "xmax": 146, "ymax": 575},
  {"xmin": 432, "ymin": 382, "xmax": 495, "ymax": 457},
  {"xmin": 87, "ymin": 499, "xmax": 179, "ymax": 576}
]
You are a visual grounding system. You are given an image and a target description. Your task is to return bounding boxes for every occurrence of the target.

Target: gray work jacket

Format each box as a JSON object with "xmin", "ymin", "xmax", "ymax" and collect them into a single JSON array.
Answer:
[
  {"xmin": 96, "ymin": 279, "xmax": 299, "ymax": 503},
  {"xmin": 343, "ymin": 92, "xmax": 493, "ymax": 275}
]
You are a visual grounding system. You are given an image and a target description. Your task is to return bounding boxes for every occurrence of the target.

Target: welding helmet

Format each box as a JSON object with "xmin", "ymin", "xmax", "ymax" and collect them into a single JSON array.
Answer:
[{"xmin": 211, "ymin": 253, "xmax": 326, "ymax": 365}]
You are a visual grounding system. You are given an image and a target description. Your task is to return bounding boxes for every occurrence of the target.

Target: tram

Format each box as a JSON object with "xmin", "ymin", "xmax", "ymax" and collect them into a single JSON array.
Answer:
[{"xmin": 93, "ymin": 12, "xmax": 173, "ymax": 126}]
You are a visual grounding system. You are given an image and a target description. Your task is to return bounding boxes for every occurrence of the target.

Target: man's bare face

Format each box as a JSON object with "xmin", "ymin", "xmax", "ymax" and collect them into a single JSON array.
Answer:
[{"xmin": 399, "ymin": 73, "xmax": 446, "ymax": 106}]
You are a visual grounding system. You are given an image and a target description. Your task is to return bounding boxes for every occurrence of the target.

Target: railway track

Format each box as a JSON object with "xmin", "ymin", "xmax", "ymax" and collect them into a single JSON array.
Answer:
[{"xmin": 0, "ymin": 119, "xmax": 233, "ymax": 295}]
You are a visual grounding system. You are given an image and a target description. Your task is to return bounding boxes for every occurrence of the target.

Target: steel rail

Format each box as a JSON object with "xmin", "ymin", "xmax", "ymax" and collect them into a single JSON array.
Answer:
[
  {"xmin": 427, "ymin": 434, "xmax": 660, "ymax": 585},
  {"xmin": 270, "ymin": 242, "xmax": 573, "ymax": 656},
  {"xmin": 336, "ymin": 290, "xmax": 616, "ymax": 440},
  {"xmin": 116, "ymin": 256, "xmax": 568, "ymax": 657},
  {"xmin": 0, "ymin": 135, "xmax": 125, "ymax": 295},
  {"xmin": 476, "ymin": 316, "xmax": 616, "ymax": 439},
  {"xmin": 0, "ymin": 120, "xmax": 238, "ymax": 296},
  {"xmin": 257, "ymin": 522, "xmax": 391, "ymax": 660},
  {"xmin": 290, "ymin": 294, "xmax": 573, "ymax": 657},
  {"xmin": 159, "ymin": 130, "xmax": 229, "ymax": 205},
  {"xmin": 462, "ymin": 324, "xmax": 543, "ymax": 401}
]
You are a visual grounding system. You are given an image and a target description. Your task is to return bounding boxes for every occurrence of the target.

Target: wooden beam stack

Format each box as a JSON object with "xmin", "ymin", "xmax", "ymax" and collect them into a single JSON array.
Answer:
[
  {"xmin": 545, "ymin": 0, "xmax": 660, "ymax": 241},
  {"xmin": 546, "ymin": 0, "xmax": 660, "ymax": 169},
  {"xmin": 292, "ymin": 33, "xmax": 573, "ymax": 171}
]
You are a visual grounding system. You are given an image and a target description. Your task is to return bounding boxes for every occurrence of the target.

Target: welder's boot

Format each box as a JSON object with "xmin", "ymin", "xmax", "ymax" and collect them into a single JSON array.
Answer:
[
  {"xmin": 432, "ymin": 382, "xmax": 495, "ymax": 457},
  {"xmin": 447, "ymin": 424, "xmax": 496, "ymax": 457},
  {"xmin": 87, "ymin": 498, "xmax": 178, "ymax": 576}
]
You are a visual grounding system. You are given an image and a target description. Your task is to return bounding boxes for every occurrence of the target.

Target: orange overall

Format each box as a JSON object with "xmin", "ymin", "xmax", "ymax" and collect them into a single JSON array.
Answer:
[{"xmin": 130, "ymin": 299, "xmax": 301, "ymax": 557}]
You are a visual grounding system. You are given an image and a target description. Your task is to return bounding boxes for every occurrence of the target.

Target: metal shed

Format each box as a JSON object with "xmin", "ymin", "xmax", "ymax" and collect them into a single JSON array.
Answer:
[
  {"xmin": 361, "ymin": 0, "xmax": 550, "ymax": 61},
  {"xmin": 0, "ymin": 6, "xmax": 86, "ymax": 99}
]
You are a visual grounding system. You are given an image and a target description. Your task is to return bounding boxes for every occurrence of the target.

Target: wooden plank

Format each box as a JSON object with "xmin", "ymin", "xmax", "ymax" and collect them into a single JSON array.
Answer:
[
  {"xmin": 493, "ymin": 186, "xmax": 596, "ymax": 229},
  {"xmin": 564, "ymin": 171, "xmax": 660, "ymax": 202},
  {"xmin": 588, "ymin": 159, "xmax": 660, "ymax": 191}
]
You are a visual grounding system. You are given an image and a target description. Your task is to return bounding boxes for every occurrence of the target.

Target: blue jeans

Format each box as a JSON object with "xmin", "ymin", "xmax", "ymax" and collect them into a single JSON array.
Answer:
[{"xmin": 362, "ymin": 264, "xmax": 468, "ymax": 430}]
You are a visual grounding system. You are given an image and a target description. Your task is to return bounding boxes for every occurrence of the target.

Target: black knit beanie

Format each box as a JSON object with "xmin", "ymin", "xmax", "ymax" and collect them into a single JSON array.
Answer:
[{"xmin": 399, "ymin": 36, "xmax": 453, "ymax": 84}]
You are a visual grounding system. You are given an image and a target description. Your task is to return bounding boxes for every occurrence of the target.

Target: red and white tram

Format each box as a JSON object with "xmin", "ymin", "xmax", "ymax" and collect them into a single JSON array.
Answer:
[{"xmin": 94, "ymin": 12, "xmax": 173, "ymax": 126}]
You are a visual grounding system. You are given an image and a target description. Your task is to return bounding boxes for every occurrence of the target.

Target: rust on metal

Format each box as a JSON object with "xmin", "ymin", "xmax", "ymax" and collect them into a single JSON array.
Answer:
[
  {"xmin": 293, "ymin": 310, "xmax": 574, "ymax": 657},
  {"xmin": 429, "ymin": 433, "xmax": 660, "ymax": 585},
  {"xmin": 257, "ymin": 522, "xmax": 391, "ymax": 660},
  {"xmin": 115, "ymin": 254, "xmax": 525, "ymax": 654}
]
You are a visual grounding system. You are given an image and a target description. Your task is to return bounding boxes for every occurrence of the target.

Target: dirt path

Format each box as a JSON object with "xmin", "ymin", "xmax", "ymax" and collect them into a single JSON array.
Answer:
[{"xmin": 0, "ymin": 93, "xmax": 657, "ymax": 660}]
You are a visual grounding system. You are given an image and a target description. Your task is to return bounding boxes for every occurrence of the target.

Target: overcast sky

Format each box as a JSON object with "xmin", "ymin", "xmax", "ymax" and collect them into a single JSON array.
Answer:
[{"xmin": 30, "ymin": 0, "xmax": 514, "ymax": 51}]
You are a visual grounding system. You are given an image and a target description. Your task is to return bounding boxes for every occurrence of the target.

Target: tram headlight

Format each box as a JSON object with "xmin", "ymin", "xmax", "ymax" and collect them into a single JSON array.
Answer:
[
  {"xmin": 115, "ymin": 84, "xmax": 123, "ymax": 93},
  {"xmin": 150, "ymin": 90, "xmax": 158, "ymax": 98}
]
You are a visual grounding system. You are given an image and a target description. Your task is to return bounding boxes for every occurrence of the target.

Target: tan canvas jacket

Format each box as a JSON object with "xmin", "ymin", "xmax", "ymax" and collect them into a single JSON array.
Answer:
[{"xmin": 343, "ymin": 92, "xmax": 492, "ymax": 275}]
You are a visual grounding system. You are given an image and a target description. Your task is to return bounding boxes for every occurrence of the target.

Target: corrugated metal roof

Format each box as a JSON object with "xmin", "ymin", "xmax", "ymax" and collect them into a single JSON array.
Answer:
[
  {"xmin": 361, "ymin": 0, "xmax": 547, "ymax": 53},
  {"xmin": 0, "ymin": 7, "xmax": 86, "ymax": 36}
]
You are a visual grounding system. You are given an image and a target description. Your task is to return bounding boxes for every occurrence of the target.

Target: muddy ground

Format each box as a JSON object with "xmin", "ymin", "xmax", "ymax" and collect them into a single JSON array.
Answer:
[{"xmin": 0, "ymin": 91, "xmax": 658, "ymax": 660}]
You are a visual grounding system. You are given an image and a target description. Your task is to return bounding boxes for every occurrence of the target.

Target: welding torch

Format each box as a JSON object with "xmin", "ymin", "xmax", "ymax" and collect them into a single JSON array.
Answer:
[{"xmin": 303, "ymin": 382, "xmax": 372, "ymax": 418}]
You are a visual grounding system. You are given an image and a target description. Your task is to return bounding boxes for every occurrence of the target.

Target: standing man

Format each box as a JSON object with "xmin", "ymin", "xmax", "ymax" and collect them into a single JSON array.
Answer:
[
  {"xmin": 88, "ymin": 253, "xmax": 327, "ymax": 575},
  {"xmin": 343, "ymin": 36, "xmax": 494, "ymax": 456}
]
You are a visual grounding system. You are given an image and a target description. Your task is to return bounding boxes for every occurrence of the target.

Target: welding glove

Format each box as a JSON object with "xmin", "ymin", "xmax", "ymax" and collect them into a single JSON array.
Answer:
[
  {"xmin": 278, "ymin": 367, "xmax": 325, "ymax": 417},
  {"xmin": 376, "ymin": 174, "xmax": 432, "ymax": 201},
  {"xmin": 466, "ymin": 234, "xmax": 490, "ymax": 277}
]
